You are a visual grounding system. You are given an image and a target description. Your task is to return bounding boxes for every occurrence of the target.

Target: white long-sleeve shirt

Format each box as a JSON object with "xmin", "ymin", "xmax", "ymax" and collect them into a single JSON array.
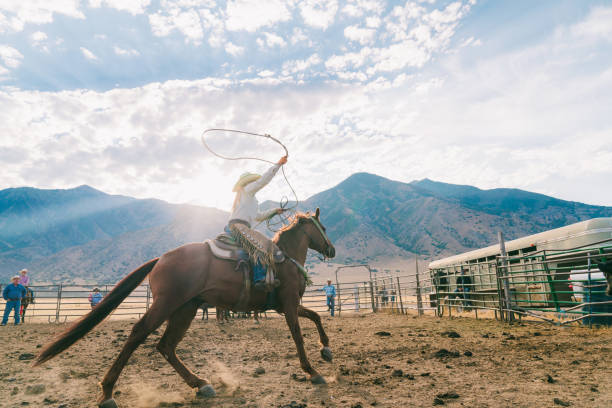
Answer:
[{"xmin": 228, "ymin": 163, "xmax": 281, "ymax": 226}]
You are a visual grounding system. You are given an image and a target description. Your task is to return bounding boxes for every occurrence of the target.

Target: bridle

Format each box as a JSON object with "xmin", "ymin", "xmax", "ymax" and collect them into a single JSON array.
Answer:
[{"xmin": 300, "ymin": 215, "xmax": 333, "ymax": 260}]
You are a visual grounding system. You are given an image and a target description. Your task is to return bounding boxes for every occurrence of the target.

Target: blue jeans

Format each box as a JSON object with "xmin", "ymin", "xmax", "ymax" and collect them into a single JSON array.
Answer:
[
  {"xmin": 327, "ymin": 296, "xmax": 335, "ymax": 316},
  {"xmin": 253, "ymin": 261, "xmax": 266, "ymax": 283},
  {"xmin": 2, "ymin": 300, "xmax": 21, "ymax": 324}
]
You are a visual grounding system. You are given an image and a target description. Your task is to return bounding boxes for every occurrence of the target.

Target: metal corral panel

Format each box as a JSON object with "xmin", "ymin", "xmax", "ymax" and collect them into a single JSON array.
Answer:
[{"xmin": 429, "ymin": 217, "xmax": 612, "ymax": 269}]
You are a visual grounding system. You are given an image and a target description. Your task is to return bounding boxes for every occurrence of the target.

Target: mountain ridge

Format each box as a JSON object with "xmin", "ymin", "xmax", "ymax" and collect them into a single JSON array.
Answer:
[{"xmin": 2, "ymin": 174, "xmax": 611, "ymax": 283}]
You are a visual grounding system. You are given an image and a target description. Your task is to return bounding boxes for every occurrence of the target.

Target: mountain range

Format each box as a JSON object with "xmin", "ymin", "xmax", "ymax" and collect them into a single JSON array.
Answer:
[{"xmin": 2, "ymin": 173, "xmax": 611, "ymax": 284}]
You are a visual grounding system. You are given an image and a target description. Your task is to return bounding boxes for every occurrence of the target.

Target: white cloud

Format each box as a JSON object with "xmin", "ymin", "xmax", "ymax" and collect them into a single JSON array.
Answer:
[
  {"xmin": 344, "ymin": 25, "xmax": 376, "ymax": 45},
  {"xmin": 290, "ymin": 27, "xmax": 309, "ymax": 45},
  {"xmin": 460, "ymin": 36, "xmax": 481, "ymax": 47},
  {"xmin": 258, "ymin": 69, "xmax": 275, "ymax": 77},
  {"xmin": 88, "ymin": 0, "xmax": 151, "ymax": 15},
  {"xmin": 113, "ymin": 46, "xmax": 140, "ymax": 56},
  {"xmin": 225, "ymin": 0, "xmax": 291, "ymax": 32},
  {"xmin": 31, "ymin": 31, "xmax": 47, "ymax": 43},
  {"xmin": 149, "ymin": 7, "xmax": 204, "ymax": 44},
  {"xmin": 258, "ymin": 32, "xmax": 287, "ymax": 48},
  {"xmin": 225, "ymin": 41, "xmax": 244, "ymax": 56},
  {"xmin": 80, "ymin": 47, "xmax": 98, "ymax": 61},
  {"xmin": 30, "ymin": 31, "xmax": 49, "ymax": 52},
  {"xmin": 341, "ymin": 0, "xmax": 384, "ymax": 18},
  {"xmin": 299, "ymin": 0, "xmax": 338, "ymax": 30},
  {"xmin": 0, "ymin": 1, "xmax": 84, "ymax": 33},
  {"xmin": 1, "ymin": 1, "xmax": 612, "ymax": 209},
  {"xmin": 325, "ymin": 48, "xmax": 372, "ymax": 72},
  {"xmin": 199, "ymin": 8, "xmax": 225, "ymax": 47},
  {"xmin": 282, "ymin": 53, "xmax": 322, "ymax": 75},
  {"xmin": 570, "ymin": 6, "xmax": 612, "ymax": 41},
  {"xmin": 0, "ymin": 45, "xmax": 23, "ymax": 68}
]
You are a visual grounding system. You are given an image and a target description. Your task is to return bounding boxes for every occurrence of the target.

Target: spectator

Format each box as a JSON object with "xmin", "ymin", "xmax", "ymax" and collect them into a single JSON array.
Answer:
[
  {"xmin": 88, "ymin": 288, "xmax": 103, "ymax": 308},
  {"xmin": 2, "ymin": 276, "xmax": 26, "ymax": 325},
  {"xmin": 18, "ymin": 269, "xmax": 30, "ymax": 287},
  {"xmin": 322, "ymin": 280, "xmax": 336, "ymax": 317}
]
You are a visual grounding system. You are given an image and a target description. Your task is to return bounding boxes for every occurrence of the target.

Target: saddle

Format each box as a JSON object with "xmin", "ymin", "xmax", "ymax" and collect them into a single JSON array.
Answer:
[
  {"xmin": 206, "ymin": 233, "xmax": 249, "ymax": 262},
  {"xmin": 206, "ymin": 228, "xmax": 285, "ymax": 265},
  {"xmin": 205, "ymin": 227, "xmax": 285, "ymax": 310}
]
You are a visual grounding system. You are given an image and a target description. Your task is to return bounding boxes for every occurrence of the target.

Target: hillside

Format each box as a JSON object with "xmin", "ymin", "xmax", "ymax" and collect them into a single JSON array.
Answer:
[
  {"xmin": 295, "ymin": 173, "xmax": 612, "ymax": 263},
  {"xmin": 0, "ymin": 186, "xmax": 226, "ymax": 283},
  {"xmin": 2, "ymin": 175, "xmax": 611, "ymax": 283}
]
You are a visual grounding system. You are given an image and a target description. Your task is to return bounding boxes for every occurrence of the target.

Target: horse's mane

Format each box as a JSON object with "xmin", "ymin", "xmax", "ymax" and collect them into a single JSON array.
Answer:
[{"xmin": 273, "ymin": 211, "xmax": 313, "ymax": 242}]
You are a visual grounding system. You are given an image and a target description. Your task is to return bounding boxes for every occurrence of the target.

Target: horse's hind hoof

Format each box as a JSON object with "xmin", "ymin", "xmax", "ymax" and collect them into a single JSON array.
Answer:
[
  {"xmin": 99, "ymin": 398, "xmax": 118, "ymax": 408},
  {"xmin": 320, "ymin": 347, "xmax": 333, "ymax": 362},
  {"xmin": 310, "ymin": 374, "xmax": 327, "ymax": 385},
  {"xmin": 197, "ymin": 384, "xmax": 216, "ymax": 398}
]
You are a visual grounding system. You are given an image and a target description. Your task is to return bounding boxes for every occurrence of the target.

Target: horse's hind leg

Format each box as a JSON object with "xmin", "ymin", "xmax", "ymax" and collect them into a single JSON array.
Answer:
[
  {"xmin": 98, "ymin": 303, "xmax": 168, "ymax": 406},
  {"xmin": 297, "ymin": 305, "xmax": 332, "ymax": 362},
  {"xmin": 157, "ymin": 299, "xmax": 213, "ymax": 395}
]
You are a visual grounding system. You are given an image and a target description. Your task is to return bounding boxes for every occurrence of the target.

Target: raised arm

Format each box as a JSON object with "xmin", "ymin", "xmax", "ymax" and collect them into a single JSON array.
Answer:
[
  {"xmin": 255, "ymin": 207, "xmax": 283, "ymax": 222},
  {"xmin": 244, "ymin": 156, "xmax": 287, "ymax": 195}
]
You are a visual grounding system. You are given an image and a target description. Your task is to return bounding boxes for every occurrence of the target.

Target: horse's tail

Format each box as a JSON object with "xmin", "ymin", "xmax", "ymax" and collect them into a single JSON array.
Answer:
[{"xmin": 34, "ymin": 258, "xmax": 159, "ymax": 366}]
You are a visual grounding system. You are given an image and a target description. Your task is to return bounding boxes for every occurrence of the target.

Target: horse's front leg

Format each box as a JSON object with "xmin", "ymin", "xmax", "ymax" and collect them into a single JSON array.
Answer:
[
  {"xmin": 297, "ymin": 305, "xmax": 332, "ymax": 362},
  {"xmin": 284, "ymin": 306, "xmax": 326, "ymax": 384}
]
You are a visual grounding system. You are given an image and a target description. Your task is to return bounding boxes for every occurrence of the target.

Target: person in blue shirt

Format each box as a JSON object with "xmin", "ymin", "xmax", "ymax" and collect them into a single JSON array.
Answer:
[
  {"xmin": 2, "ymin": 276, "xmax": 26, "ymax": 325},
  {"xmin": 322, "ymin": 280, "xmax": 336, "ymax": 317},
  {"xmin": 88, "ymin": 288, "xmax": 103, "ymax": 308}
]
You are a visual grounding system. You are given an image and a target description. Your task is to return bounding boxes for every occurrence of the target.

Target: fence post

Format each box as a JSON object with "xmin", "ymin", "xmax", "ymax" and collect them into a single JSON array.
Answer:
[
  {"xmin": 369, "ymin": 280, "xmax": 376, "ymax": 312},
  {"xmin": 587, "ymin": 253, "xmax": 592, "ymax": 329},
  {"xmin": 55, "ymin": 284, "xmax": 63, "ymax": 323},
  {"xmin": 541, "ymin": 252, "xmax": 560, "ymax": 313},
  {"xmin": 396, "ymin": 276, "xmax": 405, "ymax": 314},
  {"xmin": 498, "ymin": 232, "xmax": 514, "ymax": 322},
  {"xmin": 337, "ymin": 282, "xmax": 341, "ymax": 316},
  {"xmin": 146, "ymin": 283, "xmax": 151, "ymax": 312},
  {"xmin": 415, "ymin": 258, "xmax": 423, "ymax": 316}
]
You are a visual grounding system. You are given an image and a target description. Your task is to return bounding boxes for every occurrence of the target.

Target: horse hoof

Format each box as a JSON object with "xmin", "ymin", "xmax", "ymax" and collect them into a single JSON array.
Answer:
[
  {"xmin": 197, "ymin": 384, "xmax": 216, "ymax": 398},
  {"xmin": 99, "ymin": 398, "xmax": 118, "ymax": 408},
  {"xmin": 320, "ymin": 347, "xmax": 333, "ymax": 362},
  {"xmin": 310, "ymin": 374, "xmax": 327, "ymax": 385}
]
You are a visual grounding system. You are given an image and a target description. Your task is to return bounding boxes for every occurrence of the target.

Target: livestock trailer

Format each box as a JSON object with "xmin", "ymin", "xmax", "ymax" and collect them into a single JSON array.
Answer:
[{"xmin": 428, "ymin": 218, "xmax": 612, "ymax": 320}]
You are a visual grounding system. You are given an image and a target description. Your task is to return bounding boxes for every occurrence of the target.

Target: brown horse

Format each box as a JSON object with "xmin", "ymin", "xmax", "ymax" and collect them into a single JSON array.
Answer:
[{"xmin": 35, "ymin": 209, "xmax": 335, "ymax": 408}]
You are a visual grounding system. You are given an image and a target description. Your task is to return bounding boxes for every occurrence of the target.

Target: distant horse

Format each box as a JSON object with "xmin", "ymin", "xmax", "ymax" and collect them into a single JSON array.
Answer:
[
  {"xmin": 35, "ymin": 209, "xmax": 335, "ymax": 408},
  {"xmin": 20, "ymin": 287, "xmax": 35, "ymax": 324},
  {"xmin": 598, "ymin": 260, "xmax": 612, "ymax": 296},
  {"xmin": 216, "ymin": 306, "xmax": 230, "ymax": 323}
]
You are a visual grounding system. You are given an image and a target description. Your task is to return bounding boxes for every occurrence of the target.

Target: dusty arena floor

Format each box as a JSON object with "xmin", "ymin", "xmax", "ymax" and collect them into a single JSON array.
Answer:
[{"xmin": 0, "ymin": 313, "xmax": 610, "ymax": 408}]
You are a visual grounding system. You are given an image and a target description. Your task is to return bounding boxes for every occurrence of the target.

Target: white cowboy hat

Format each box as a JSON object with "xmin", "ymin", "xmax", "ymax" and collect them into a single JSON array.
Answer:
[
  {"xmin": 232, "ymin": 172, "xmax": 261, "ymax": 192},
  {"xmin": 20, "ymin": 269, "xmax": 28, "ymax": 273},
  {"xmin": 11, "ymin": 275, "xmax": 20, "ymax": 281}
]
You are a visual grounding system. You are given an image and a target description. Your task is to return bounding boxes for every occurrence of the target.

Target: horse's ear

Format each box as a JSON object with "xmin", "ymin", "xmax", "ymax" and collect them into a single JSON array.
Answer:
[{"xmin": 315, "ymin": 207, "xmax": 320, "ymax": 219}]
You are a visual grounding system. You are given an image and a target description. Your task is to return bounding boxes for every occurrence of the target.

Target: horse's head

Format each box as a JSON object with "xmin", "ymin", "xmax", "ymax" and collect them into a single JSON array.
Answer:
[
  {"xmin": 282, "ymin": 208, "xmax": 335, "ymax": 259},
  {"xmin": 303, "ymin": 208, "xmax": 335, "ymax": 259}
]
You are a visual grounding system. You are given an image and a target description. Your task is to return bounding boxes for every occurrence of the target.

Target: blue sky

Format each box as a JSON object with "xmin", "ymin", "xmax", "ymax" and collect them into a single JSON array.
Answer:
[{"xmin": 1, "ymin": 0, "xmax": 612, "ymax": 210}]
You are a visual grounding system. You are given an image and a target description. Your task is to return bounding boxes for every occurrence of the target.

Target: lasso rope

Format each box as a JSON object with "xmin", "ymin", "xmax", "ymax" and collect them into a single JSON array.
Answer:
[{"xmin": 201, "ymin": 128, "xmax": 299, "ymax": 231}]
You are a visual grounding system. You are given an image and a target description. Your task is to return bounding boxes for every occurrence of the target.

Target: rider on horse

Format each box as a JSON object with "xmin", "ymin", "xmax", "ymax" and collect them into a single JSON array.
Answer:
[{"xmin": 227, "ymin": 155, "xmax": 288, "ymax": 290}]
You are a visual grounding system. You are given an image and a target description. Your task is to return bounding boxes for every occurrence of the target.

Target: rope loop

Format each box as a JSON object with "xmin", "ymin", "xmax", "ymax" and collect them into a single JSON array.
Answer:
[{"xmin": 201, "ymin": 128, "xmax": 299, "ymax": 232}]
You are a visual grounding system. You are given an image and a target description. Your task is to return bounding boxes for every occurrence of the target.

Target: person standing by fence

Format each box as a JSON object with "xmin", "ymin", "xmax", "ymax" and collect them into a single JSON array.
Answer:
[
  {"xmin": 322, "ymin": 280, "xmax": 336, "ymax": 317},
  {"xmin": 88, "ymin": 288, "xmax": 103, "ymax": 308},
  {"xmin": 18, "ymin": 269, "xmax": 30, "ymax": 287},
  {"xmin": 2, "ymin": 276, "xmax": 26, "ymax": 326}
]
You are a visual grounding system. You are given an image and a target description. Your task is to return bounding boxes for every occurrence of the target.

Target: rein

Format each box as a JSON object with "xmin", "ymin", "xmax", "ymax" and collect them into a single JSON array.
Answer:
[
  {"xmin": 299, "ymin": 215, "xmax": 333, "ymax": 262},
  {"xmin": 201, "ymin": 128, "xmax": 299, "ymax": 231}
]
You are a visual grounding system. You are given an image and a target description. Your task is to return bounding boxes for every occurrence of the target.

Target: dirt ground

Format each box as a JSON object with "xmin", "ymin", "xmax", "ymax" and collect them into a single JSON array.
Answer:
[{"xmin": 0, "ymin": 312, "xmax": 610, "ymax": 408}]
